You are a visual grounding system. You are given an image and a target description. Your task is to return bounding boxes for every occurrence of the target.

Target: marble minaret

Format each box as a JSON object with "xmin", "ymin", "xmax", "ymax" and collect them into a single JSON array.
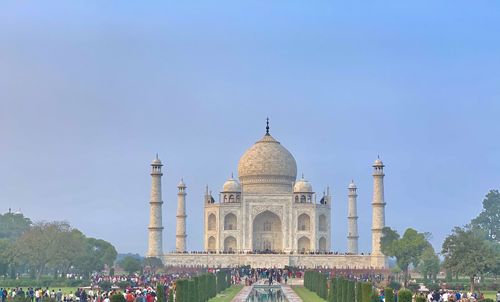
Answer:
[
  {"xmin": 371, "ymin": 157, "xmax": 386, "ymax": 259},
  {"xmin": 147, "ymin": 155, "xmax": 164, "ymax": 258},
  {"xmin": 176, "ymin": 179, "xmax": 187, "ymax": 252},
  {"xmin": 347, "ymin": 180, "xmax": 359, "ymax": 254}
]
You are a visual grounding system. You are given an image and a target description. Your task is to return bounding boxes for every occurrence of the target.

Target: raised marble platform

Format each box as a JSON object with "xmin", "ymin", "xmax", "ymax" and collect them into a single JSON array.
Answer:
[{"xmin": 162, "ymin": 253, "xmax": 386, "ymax": 268}]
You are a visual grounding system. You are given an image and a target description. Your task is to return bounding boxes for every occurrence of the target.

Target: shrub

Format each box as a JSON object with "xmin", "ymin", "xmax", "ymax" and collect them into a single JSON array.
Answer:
[
  {"xmin": 415, "ymin": 296, "xmax": 426, "ymax": 302},
  {"xmin": 347, "ymin": 281, "xmax": 355, "ymax": 302},
  {"xmin": 397, "ymin": 289, "xmax": 412, "ymax": 302},
  {"xmin": 384, "ymin": 288, "xmax": 394, "ymax": 302},
  {"xmin": 188, "ymin": 280, "xmax": 195, "ymax": 302},
  {"xmin": 361, "ymin": 283, "xmax": 372, "ymax": 302},
  {"xmin": 110, "ymin": 293, "xmax": 126, "ymax": 302},
  {"xmin": 156, "ymin": 284, "xmax": 165, "ymax": 302},
  {"xmin": 117, "ymin": 281, "xmax": 131, "ymax": 289},
  {"xmin": 328, "ymin": 278, "xmax": 335, "ymax": 302},
  {"xmin": 336, "ymin": 279, "xmax": 343, "ymax": 302},
  {"xmin": 342, "ymin": 278, "xmax": 348, "ymax": 302},
  {"xmin": 100, "ymin": 280, "xmax": 112, "ymax": 292},
  {"xmin": 406, "ymin": 283, "xmax": 419, "ymax": 292},
  {"xmin": 388, "ymin": 281, "xmax": 401, "ymax": 291},
  {"xmin": 175, "ymin": 279, "xmax": 187, "ymax": 302},
  {"xmin": 483, "ymin": 299, "xmax": 494, "ymax": 302},
  {"xmin": 355, "ymin": 282, "xmax": 362, "ymax": 302}
]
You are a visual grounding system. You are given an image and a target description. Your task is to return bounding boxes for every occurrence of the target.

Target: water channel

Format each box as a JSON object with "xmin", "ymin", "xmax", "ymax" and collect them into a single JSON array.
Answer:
[{"xmin": 245, "ymin": 285, "xmax": 289, "ymax": 302}]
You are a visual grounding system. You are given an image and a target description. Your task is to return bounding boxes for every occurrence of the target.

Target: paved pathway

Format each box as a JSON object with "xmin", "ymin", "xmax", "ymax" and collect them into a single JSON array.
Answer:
[
  {"xmin": 231, "ymin": 286, "xmax": 252, "ymax": 302},
  {"xmin": 281, "ymin": 285, "xmax": 303, "ymax": 302}
]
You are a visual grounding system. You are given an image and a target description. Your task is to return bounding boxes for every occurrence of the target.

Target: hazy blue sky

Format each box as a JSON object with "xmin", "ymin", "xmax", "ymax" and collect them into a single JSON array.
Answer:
[{"xmin": 1, "ymin": 1, "xmax": 499, "ymax": 254}]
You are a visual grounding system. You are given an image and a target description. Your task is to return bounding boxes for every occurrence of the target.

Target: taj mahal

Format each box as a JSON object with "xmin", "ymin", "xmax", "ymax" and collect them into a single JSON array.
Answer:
[{"xmin": 146, "ymin": 121, "xmax": 387, "ymax": 268}]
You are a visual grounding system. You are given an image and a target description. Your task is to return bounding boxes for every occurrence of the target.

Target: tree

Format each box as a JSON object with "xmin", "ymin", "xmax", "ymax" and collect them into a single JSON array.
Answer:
[
  {"xmin": 76, "ymin": 238, "xmax": 117, "ymax": 277},
  {"xmin": 381, "ymin": 227, "xmax": 430, "ymax": 286},
  {"xmin": 119, "ymin": 256, "xmax": 142, "ymax": 275},
  {"xmin": 418, "ymin": 246, "xmax": 440, "ymax": 281},
  {"xmin": 0, "ymin": 212, "xmax": 32, "ymax": 239},
  {"xmin": 470, "ymin": 190, "xmax": 500, "ymax": 242},
  {"xmin": 53, "ymin": 228, "xmax": 87, "ymax": 277},
  {"xmin": 0, "ymin": 239, "xmax": 12, "ymax": 276},
  {"xmin": 442, "ymin": 226, "xmax": 496, "ymax": 292},
  {"xmin": 14, "ymin": 222, "xmax": 72, "ymax": 279}
]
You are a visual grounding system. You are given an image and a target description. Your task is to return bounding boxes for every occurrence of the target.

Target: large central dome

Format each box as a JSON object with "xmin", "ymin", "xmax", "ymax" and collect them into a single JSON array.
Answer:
[{"xmin": 237, "ymin": 133, "xmax": 297, "ymax": 190}]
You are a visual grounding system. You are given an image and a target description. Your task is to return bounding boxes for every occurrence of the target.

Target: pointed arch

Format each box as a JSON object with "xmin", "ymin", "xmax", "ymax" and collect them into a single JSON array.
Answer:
[
  {"xmin": 319, "ymin": 237, "xmax": 327, "ymax": 252},
  {"xmin": 298, "ymin": 236, "xmax": 310, "ymax": 253},
  {"xmin": 297, "ymin": 213, "xmax": 311, "ymax": 231},
  {"xmin": 207, "ymin": 236, "xmax": 216, "ymax": 251},
  {"xmin": 207, "ymin": 213, "xmax": 216, "ymax": 231},
  {"xmin": 319, "ymin": 214, "xmax": 327, "ymax": 232},
  {"xmin": 224, "ymin": 213, "xmax": 237, "ymax": 230},
  {"xmin": 224, "ymin": 236, "xmax": 237, "ymax": 252}
]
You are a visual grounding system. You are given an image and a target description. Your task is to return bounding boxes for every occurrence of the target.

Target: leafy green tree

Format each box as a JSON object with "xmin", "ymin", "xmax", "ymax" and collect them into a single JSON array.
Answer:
[
  {"xmin": 470, "ymin": 190, "xmax": 500, "ymax": 242},
  {"xmin": 442, "ymin": 226, "xmax": 496, "ymax": 292},
  {"xmin": 75, "ymin": 237, "xmax": 117, "ymax": 276},
  {"xmin": 0, "ymin": 212, "xmax": 32, "ymax": 239},
  {"xmin": 0, "ymin": 239, "xmax": 13, "ymax": 276},
  {"xmin": 53, "ymin": 228, "xmax": 87, "ymax": 277},
  {"xmin": 118, "ymin": 256, "xmax": 142, "ymax": 275},
  {"xmin": 380, "ymin": 227, "xmax": 430, "ymax": 286},
  {"xmin": 418, "ymin": 246, "xmax": 440, "ymax": 281},
  {"xmin": 14, "ymin": 222, "xmax": 71, "ymax": 279}
]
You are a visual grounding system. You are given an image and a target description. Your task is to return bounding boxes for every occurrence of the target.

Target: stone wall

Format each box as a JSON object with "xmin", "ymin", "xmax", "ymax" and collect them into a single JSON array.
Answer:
[{"xmin": 162, "ymin": 253, "xmax": 381, "ymax": 269}]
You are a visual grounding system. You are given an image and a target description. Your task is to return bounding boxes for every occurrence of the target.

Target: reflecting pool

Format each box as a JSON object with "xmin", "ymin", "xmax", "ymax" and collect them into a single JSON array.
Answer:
[{"xmin": 246, "ymin": 285, "xmax": 288, "ymax": 302}]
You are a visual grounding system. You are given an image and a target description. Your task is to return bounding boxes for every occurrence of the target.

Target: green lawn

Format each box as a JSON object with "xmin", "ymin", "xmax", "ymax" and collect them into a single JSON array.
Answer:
[
  {"xmin": 0, "ymin": 287, "xmax": 79, "ymax": 294},
  {"xmin": 483, "ymin": 291, "xmax": 496, "ymax": 300},
  {"xmin": 208, "ymin": 285, "xmax": 244, "ymax": 302},
  {"xmin": 291, "ymin": 286, "xmax": 326, "ymax": 302}
]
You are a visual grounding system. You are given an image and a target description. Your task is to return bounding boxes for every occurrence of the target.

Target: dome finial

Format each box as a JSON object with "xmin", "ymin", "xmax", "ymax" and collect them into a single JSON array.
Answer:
[
  {"xmin": 266, "ymin": 117, "xmax": 270, "ymax": 135},
  {"xmin": 231, "ymin": 172, "xmax": 234, "ymax": 178}
]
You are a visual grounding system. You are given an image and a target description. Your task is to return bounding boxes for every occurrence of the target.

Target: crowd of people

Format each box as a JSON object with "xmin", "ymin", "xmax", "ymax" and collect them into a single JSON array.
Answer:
[
  {"xmin": 1, "ymin": 268, "xmax": 498, "ymax": 302},
  {"xmin": 168, "ymin": 249, "xmax": 372, "ymax": 256},
  {"xmin": 373, "ymin": 289, "xmax": 500, "ymax": 302}
]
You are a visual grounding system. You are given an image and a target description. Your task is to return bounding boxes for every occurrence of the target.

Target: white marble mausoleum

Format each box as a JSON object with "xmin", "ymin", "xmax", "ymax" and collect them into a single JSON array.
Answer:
[{"xmin": 146, "ymin": 121, "xmax": 388, "ymax": 268}]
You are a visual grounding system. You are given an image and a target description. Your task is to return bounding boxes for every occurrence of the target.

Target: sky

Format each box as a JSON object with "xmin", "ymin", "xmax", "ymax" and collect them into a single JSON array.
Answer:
[{"xmin": 1, "ymin": 1, "xmax": 499, "ymax": 255}]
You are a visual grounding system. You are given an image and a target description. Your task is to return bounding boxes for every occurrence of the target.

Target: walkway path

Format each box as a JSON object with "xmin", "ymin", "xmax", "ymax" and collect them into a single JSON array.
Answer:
[
  {"xmin": 231, "ymin": 286, "xmax": 252, "ymax": 302},
  {"xmin": 281, "ymin": 285, "xmax": 303, "ymax": 302}
]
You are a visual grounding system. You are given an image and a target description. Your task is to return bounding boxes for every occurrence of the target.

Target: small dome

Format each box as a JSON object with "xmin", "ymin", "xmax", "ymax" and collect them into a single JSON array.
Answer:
[
  {"xmin": 348, "ymin": 181, "xmax": 357, "ymax": 189},
  {"xmin": 293, "ymin": 177, "xmax": 313, "ymax": 193},
  {"xmin": 177, "ymin": 179, "xmax": 186, "ymax": 188},
  {"xmin": 373, "ymin": 158, "xmax": 384, "ymax": 167},
  {"xmin": 152, "ymin": 154, "xmax": 162, "ymax": 165},
  {"xmin": 222, "ymin": 177, "xmax": 241, "ymax": 192}
]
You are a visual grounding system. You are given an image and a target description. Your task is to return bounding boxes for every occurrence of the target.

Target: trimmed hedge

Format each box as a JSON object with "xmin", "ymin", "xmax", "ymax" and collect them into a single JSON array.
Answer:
[
  {"xmin": 355, "ymin": 282, "xmax": 363, "ymax": 302},
  {"xmin": 361, "ymin": 282, "xmax": 372, "ymax": 302},
  {"xmin": 397, "ymin": 289, "xmax": 412, "ymax": 302},
  {"xmin": 172, "ymin": 271, "xmax": 232, "ymax": 302},
  {"xmin": 347, "ymin": 280, "xmax": 355, "ymax": 302},
  {"xmin": 384, "ymin": 288, "xmax": 394, "ymax": 302},
  {"xmin": 305, "ymin": 273, "xmax": 368, "ymax": 302}
]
